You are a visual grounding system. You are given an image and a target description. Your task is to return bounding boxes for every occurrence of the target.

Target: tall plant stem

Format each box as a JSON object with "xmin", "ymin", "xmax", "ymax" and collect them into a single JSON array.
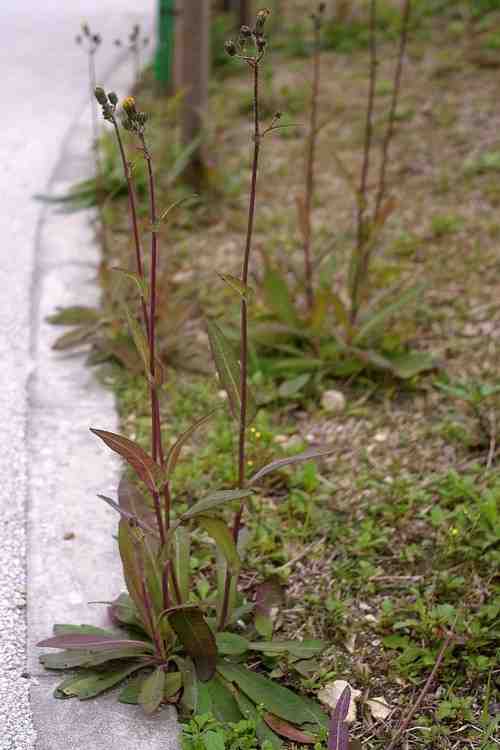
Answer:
[
  {"xmin": 374, "ymin": 0, "xmax": 411, "ymax": 220},
  {"xmin": 303, "ymin": 16, "xmax": 321, "ymax": 313},
  {"xmin": 111, "ymin": 120, "xmax": 166, "ymax": 546},
  {"xmin": 140, "ymin": 134, "xmax": 171, "ymax": 533},
  {"xmin": 219, "ymin": 59, "xmax": 261, "ymax": 631},
  {"xmin": 350, "ymin": 0, "xmax": 378, "ymax": 327},
  {"xmin": 89, "ymin": 51, "xmax": 108, "ymax": 256}
]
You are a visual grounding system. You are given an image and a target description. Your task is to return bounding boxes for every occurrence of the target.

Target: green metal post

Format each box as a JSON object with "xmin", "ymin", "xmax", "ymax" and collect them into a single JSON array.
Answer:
[{"xmin": 155, "ymin": 0, "xmax": 175, "ymax": 89}]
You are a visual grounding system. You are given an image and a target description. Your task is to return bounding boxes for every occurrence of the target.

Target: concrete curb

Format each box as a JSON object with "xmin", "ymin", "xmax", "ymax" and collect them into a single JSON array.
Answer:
[{"xmin": 27, "ymin": 43, "xmax": 179, "ymax": 750}]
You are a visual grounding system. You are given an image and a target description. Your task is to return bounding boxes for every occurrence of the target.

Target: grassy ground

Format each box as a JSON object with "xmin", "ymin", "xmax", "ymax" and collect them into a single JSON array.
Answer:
[{"xmin": 73, "ymin": 3, "xmax": 500, "ymax": 748}]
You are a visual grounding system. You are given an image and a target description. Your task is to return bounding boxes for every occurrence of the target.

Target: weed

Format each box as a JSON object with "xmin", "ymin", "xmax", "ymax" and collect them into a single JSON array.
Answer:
[{"xmin": 114, "ymin": 24, "xmax": 150, "ymax": 82}]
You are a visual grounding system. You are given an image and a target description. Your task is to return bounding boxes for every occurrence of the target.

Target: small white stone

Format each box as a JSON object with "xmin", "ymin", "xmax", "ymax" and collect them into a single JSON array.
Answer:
[
  {"xmin": 366, "ymin": 696, "xmax": 391, "ymax": 721},
  {"xmin": 374, "ymin": 430, "xmax": 388, "ymax": 443},
  {"xmin": 321, "ymin": 389, "xmax": 346, "ymax": 414},
  {"xmin": 274, "ymin": 434, "xmax": 289, "ymax": 445},
  {"xmin": 218, "ymin": 390, "xmax": 228, "ymax": 400}
]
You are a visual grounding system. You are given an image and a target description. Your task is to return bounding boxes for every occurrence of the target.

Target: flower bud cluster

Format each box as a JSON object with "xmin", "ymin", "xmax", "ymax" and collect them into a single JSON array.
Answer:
[
  {"xmin": 94, "ymin": 87, "xmax": 117, "ymax": 123},
  {"xmin": 224, "ymin": 7, "xmax": 271, "ymax": 62},
  {"xmin": 76, "ymin": 22, "xmax": 101, "ymax": 52},
  {"xmin": 121, "ymin": 96, "xmax": 148, "ymax": 135}
]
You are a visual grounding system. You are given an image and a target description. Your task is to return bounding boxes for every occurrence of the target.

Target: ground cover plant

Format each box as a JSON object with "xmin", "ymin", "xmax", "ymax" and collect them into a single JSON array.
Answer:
[{"xmin": 44, "ymin": 1, "xmax": 500, "ymax": 747}]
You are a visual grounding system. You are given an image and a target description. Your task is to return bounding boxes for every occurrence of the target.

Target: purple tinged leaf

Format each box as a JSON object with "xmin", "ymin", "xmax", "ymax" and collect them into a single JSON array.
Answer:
[
  {"xmin": 248, "ymin": 446, "xmax": 335, "ymax": 485},
  {"xmin": 37, "ymin": 634, "xmax": 154, "ymax": 652},
  {"xmin": 328, "ymin": 686, "xmax": 351, "ymax": 750},
  {"xmin": 90, "ymin": 429, "xmax": 163, "ymax": 493},
  {"xmin": 98, "ymin": 494, "xmax": 159, "ymax": 538},
  {"xmin": 118, "ymin": 477, "xmax": 156, "ymax": 529},
  {"xmin": 168, "ymin": 606, "xmax": 217, "ymax": 683},
  {"xmin": 255, "ymin": 577, "xmax": 284, "ymax": 640}
]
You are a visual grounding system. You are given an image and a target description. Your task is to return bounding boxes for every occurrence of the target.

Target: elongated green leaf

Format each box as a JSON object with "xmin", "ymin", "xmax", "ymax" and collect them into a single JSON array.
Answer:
[
  {"xmin": 164, "ymin": 410, "xmax": 217, "ymax": 480},
  {"xmin": 52, "ymin": 324, "xmax": 100, "ymax": 351},
  {"xmin": 168, "ymin": 607, "xmax": 217, "ymax": 682},
  {"xmin": 206, "ymin": 320, "xmax": 257, "ymax": 425},
  {"xmin": 216, "ymin": 547, "xmax": 236, "ymax": 625},
  {"xmin": 177, "ymin": 657, "xmax": 198, "ymax": 714},
  {"xmin": 47, "ymin": 306, "xmax": 100, "ymax": 326},
  {"xmin": 198, "ymin": 516, "xmax": 240, "ymax": 575},
  {"xmin": 198, "ymin": 676, "xmax": 243, "ymax": 722},
  {"xmin": 90, "ymin": 429, "xmax": 162, "ymax": 493},
  {"xmin": 118, "ymin": 674, "xmax": 147, "ymax": 704},
  {"xmin": 216, "ymin": 273, "xmax": 253, "ymax": 300},
  {"xmin": 216, "ymin": 661, "xmax": 328, "ymax": 729},
  {"xmin": 172, "ymin": 527, "xmax": 190, "ymax": 603},
  {"xmin": 248, "ymin": 640, "xmax": 325, "ymax": 659},
  {"xmin": 182, "ymin": 489, "xmax": 253, "ymax": 521},
  {"xmin": 262, "ymin": 267, "xmax": 301, "ymax": 328},
  {"xmin": 353, "ymin": 285, "xmax": 423, "ymax": 346},
  {"xmin": 139, "ymin": 668, "xmax": 166, "ymax": 714},
  {"xmin": 383, "ymin": 351, "xmax": 436, "ymax": 379},
  {"xmin": 118, "ymin": 520, "xmax": 151, "ymax": 636},
  {"xmin": 164, "ymin": 671, "xmax": 183, "ymax": 699},
  {"xmin": 125, "ymin": 306, "xmax": 150, "ymax": 373},
  {"xmin": 54, "ymin": 664, "xmax": 143, "ymax": 700},
  {"xmin": 215, "ymin": 632, "xmax": 250, "ymax": 656},
  {"xmin": 233, "ymin": 688, "xmax": 283, "ymax": 749},
  {"xmin": 52, "ymin": 624, "xmax": 115, "ymax": 637},
  {"xmin": 249, "ymin": 447, "xmax": 334, "ymax": 485},
  {"xmin": 112, "ymin": 267, "xmax": 149, "ymax": 301},
  {"xmin": 40, "ymin": 648, "xmax": 146, "ymax": 670}
]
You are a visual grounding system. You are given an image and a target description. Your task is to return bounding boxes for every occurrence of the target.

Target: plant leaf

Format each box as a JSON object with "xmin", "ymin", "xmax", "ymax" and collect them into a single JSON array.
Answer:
[
  {"xmin": 197, "ymin": 675, "xmax": 243, "ymax": 722},
  {"xmin": 164, "ymin": 410, "xmax": 217, "ymax": 480},
  {"xmin": 139, "ymin": 668, "xmax": 166, "ymax": 714},
  {"xmin": 98, "ymin": 494, "xmax": 160, "ymax": 538},
  {"xmin": 215, "ymin": 632, "xmax": 250, "ymax": 656},
  {"xmin": 37, "ymin": 634, "xmax": 153, "ymax": 652},
  {"xmin": 168, "ymin": 607, "xmax": 217, "ymax": 682},
  {"xmin": 262, "ymin": 267, "xmax": 301, "ymax": 328},
  {"xmin": 353, "ymin": 285, "xmax": 422, "ymax": 346},
  {"xmin": 164, "ymin": 671, "xmax": 183, "ymax": 699},
  {"xmin": 112, "ymin": 267, "xmax": 149, "ymax": 301},
  {"xmin": 54, "ymin": 664, "xmax": 143, "ymax": 700},
  {"xmin": 264, "ymin": 714, "xmax": 316, "ymax": 744},
  {"xmin": 233, "ymin": 688, "xmax": 283, "ymax": 749},
  {"xmin": 217, "ymin": 661, "xmax": 328, "ymax": 728},
  {"xmin": 198, "ymin": 516, "xmax": 240, "ymax": 575},
  {"xmin": 249, "ymin": 447, "xmax": 334, "ymax": 485},
  {"xmin": 255, "ymin": 577, "xmax": 284, "ymax": 639},
  {"xmin": 328, "ymin": 686, "xmax": 351, "ymax": 750},
  {"xmin": 118, "ymin": 674, "xmax": 146, "ymax": 704},
  {"xmin": 90, "ymin": 428, "xmax": 162, "ymax": 493},
  {"xmin": 40, "ymin": 648, "xmax": 146, "ymax": 670},
  {"xmin": 52, "ymin": 324, "xmax": 100, "ymax": 351},
  {"xmin": 118, "ymin": 520, "xmax": 151, "ymax": 636},
  {"xmin": 216, "ymin": 272, "xmax": 253, "ymax": 300},
  {"xmin": 248, "ymin": 640, "xmax": 325, "ymax": 659},
  {"xmin": 172, "ymin": 527, "xmax": 190, "ymax": 603},
  {"xmin": 118, "ymin": 477, "xmax": 157, "ymax": 532},
  {"xmin": 278, "ymin": 374, "xmax": 311, "ymax": 398},
  {"xmin": 206, "ymin": 320, "xmax": 257, "ymax": 425},
  {"xmin": 182, "ymin": 489, "xmax": 253, "ymax": 521},
  {"xmin": 52, "ymin": 624, "xmax": 115, "ymax": 637},
  {"xmin": 47, "ymin": 306, "xmax": 101, "ymax": 326}
]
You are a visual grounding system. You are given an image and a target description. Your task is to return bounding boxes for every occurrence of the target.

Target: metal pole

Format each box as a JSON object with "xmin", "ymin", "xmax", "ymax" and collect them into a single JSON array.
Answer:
[{"xmin": 154, "ymin": 0, "xmax": 175, "ymax": 89}]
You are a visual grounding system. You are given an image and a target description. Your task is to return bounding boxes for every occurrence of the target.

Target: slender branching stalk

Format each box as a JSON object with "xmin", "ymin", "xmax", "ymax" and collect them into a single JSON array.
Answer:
[
  {"xmin": 374, "ymin": 0, "xmax": 412, "ymax": 219},
  {"xmin": 218, "ymin": 10, "xmax": 270, "ymax": 630},
  {"xmin": 302, "ymin": 3, "xmax": 325, "ymax": 314},
  {"xmin": 115, "ymin": 25, "xmax": 150, "ymax": 83},
  {"xmin": 350, "ymin": 0, "xmax": 378, "ymax": 327}
]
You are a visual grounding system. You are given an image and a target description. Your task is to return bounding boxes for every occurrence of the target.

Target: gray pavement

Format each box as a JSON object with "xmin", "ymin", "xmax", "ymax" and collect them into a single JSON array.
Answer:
[{"xmin": 0, "ymin": 2, "xmax": 178, "ymax": 748}]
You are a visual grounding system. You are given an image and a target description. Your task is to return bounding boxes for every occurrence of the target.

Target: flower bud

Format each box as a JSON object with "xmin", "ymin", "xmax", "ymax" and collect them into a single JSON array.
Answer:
[
  {"xmin": 224, "ymin": 39, "xmax": 237, "ymax": 57},
  {"xmin": 255, "ymin": 8, "xmax": 271, "ymax": 30},
  {"xmin": 240, "ymin": 25, "xmax": 252, "ymax": 38},
  {"xmin": 122, "ymin": 96, "xmax": 137, "ymax": 117},
  {"xmin": 108, "ymin": 91, "xmax": 118, "ymax": 105},
  {"xmin": 94, "ymin": 86, "xmax": 107, "ymax": 106}
]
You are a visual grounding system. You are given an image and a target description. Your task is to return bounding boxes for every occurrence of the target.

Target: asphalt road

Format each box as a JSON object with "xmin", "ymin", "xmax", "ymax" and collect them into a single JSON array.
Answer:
[{"xmin": 0, "ymin": 2, "xmax": 155, "ymax": 747}]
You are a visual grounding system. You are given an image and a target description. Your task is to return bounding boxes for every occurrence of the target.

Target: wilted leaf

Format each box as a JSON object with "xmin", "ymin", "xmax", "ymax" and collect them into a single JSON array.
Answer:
[
  {"xmin": 168, "ymin": 607, "xmax": 217, "ymax": 682},
  {"xmin": 216, "ymin": 632, "xmax": 250, "ymax": 656},
  {"xmin": 90, "ymin": 428, "xmax": 162, "ymax": 493},
  {"xmin": 249, "ymin": 447, "xmax": 334, "ymax": 485},
  {"xmin": 216, "ymin": 661, "xmax": 328, "ymax": 728},
  {"xmin": 255, "ymin": 577, "xmax": 284, "ymax": 639},
  {"xmin": 328, "ymin": 685, "xmax": 351, "ymax": 750},
  {"xmin": 182, "ymin": 489, "xmax": 253, "ymax": 521},
  {"xmin": 264, "ymin": 714, "xmax": 316, "ymax": 744},
  {"xmin": 198, "ymin": 516, "xmax": 240, "ymax": 575},
  {"xmin": 206, "ymin": 320, "xmax": 257, "ymax": 425},
  {"xmin": 139, "ymin": 668, "xmax": 166, "ymax": 714}
]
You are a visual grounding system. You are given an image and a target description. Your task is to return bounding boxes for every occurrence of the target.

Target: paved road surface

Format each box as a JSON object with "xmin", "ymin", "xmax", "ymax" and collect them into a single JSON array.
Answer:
[{"xmin": 0, "ymin": 2, "xmax": 155, "ymax": 747}]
